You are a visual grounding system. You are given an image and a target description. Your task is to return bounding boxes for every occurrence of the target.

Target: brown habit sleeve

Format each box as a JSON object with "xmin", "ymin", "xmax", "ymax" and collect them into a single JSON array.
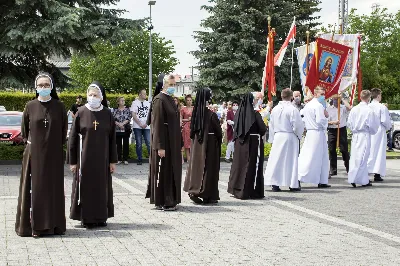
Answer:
[
  {"xmin": 255, "ymin": 112, "xmax": 268, "ymax": 136},
  {"xmin": 21, "ymin": 104, "xmax": 30, "ymax": 142},
  {"xmin": 68, "ymin": 111, "xmax": 80, "ymax": 165}
]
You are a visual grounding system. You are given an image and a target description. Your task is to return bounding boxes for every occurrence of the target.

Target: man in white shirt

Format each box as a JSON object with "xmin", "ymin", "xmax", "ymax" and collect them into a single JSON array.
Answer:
[
  {"xmin": 326, "ymin": 96, "xmax": 352, "ymax": 176},
  {"xmin": 265, "ymin": 89, "xmax": 304, "ymax": 192},
  {"xmin": 367, "ymin": 88, "xmax": 392, "ymax": 181},
  {"xmin": 130, "ymin": 89, "xmax": 151, "ymax": 165},
  {"xmin": 347, "ymin": 90, "xmax": 379, "ymax": 187},
  {"xmin": 298, "ymin": 86, "xmax": 330, "ymax": 188}
]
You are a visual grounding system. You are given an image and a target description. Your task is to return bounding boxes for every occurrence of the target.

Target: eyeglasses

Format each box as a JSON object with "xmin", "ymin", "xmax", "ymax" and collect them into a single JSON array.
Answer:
[{"xmin": 36, "ymin": 84, "xmax": 51, "ymax": 89}]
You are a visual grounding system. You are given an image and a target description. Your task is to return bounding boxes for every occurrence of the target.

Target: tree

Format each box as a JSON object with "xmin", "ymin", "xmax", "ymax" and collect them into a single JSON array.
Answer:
[
  {"xmin": 0, "ymin": 0, "xmax": 143, "ymax": 89},
  {"xmin": 192, "ymin": 0, "xmax": 321, "ymax": 100},
  {"xmin": 69, "ymin": 30, "xmax": 178, "ymax": 94},
  {"xmin": 346, "ymin": 8, "xmax": 400, "ymax": 104}
]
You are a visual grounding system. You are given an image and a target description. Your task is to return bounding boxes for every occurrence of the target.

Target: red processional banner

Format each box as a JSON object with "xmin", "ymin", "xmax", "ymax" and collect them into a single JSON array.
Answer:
[{"xmin": 305, "ymin": 38, "xmax": 351, "ymax": 99}]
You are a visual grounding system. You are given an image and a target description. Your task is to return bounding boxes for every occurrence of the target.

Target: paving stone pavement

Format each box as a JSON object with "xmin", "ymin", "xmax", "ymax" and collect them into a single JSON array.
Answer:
[{"xmin": 1, "ymin": 160, "xmax": 400, "ymax": 265}]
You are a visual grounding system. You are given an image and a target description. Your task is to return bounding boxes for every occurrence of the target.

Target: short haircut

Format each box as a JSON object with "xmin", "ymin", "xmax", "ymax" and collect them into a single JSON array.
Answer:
[
  {"xmin": 314, "ymin": 86, "xmax": 325, "ymax": 94},
  {"xmin": 360, "ymin": 90, "xmax": 371, "ymax": 101},
  {"xmin": 281, "ymin": 88, "xmax": 293, "ymax": 100},
  {"xmin": 185, "ymin": 94, "xmax": 192, "ymax": 100},
  {"xmin": 371, "ymin": 88, "xmax": 381, "ymax": 99},
  {"xmin": 117, "ymin": 96, "xmax": 124, "ymax": 103},
  {"xmin": 232, "ymin": 101, "xmax": 239, "ymax": 105},
  {"xmin": 139, "ymin": 89, "xmax": 146, "ymax": 94},
  {"xmin": 163, "ymin": 74, "xmax": 175, "ymax": 86}
]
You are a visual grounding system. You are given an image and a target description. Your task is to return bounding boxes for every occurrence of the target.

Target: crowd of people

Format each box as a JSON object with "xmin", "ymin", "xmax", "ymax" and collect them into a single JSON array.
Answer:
[{"xmin": 15, "ymin": 72, "xmax": 391, "ymax": 237}]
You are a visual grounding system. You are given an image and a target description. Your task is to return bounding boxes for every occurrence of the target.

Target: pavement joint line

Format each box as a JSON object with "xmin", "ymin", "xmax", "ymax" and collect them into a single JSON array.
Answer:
[
  {"xmin": 112, "ymin": 176, "xmax": 144, "ymax": 195},
  {"xmin": 271, "ymin": 199, "xmax": 400, "ymax": 244}
]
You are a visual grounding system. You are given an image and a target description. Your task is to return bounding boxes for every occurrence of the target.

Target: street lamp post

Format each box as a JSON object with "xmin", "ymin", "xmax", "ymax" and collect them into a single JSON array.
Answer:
[{"xmin": 148, "ymin": 1, "xmax": 156, "ymax": 101}]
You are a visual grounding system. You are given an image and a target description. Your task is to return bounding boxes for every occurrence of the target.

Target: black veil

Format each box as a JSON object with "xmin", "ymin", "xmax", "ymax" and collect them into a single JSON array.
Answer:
[
  {"xmin": 233, "ymin": 92, "xmax": 256, "ymax": 143},
  {"xmin": 190, "ymin": 88, "xmax": 212, "ymax": 144},
  {"xmin": 34, "ymin": 72, "xmax": 59, "ymax": 100}
]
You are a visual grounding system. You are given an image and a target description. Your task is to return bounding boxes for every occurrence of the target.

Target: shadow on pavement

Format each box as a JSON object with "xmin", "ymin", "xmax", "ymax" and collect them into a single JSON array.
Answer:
[
  {"xmin": 267, "ymin": 196, "xmax": 306, "ymax": 201},
  {"xmin": 179, "ymin": 205, "xmax": 235, "ymax": 213}
]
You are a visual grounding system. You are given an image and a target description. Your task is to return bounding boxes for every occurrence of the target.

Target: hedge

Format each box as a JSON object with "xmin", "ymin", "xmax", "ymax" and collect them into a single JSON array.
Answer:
[
  {"xmin": 0, "ymin": 92, "xmax": 138, "ymax": 112},
  {"xmin": 0, "ymin": 143, "xmax": 272, "ymax": 161}
]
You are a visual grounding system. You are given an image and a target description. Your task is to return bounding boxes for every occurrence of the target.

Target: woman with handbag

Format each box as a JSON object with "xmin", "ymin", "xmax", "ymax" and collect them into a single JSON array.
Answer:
[{"xmin": 113, "ymin": 97, "xmax": 133, "ymax": 165}]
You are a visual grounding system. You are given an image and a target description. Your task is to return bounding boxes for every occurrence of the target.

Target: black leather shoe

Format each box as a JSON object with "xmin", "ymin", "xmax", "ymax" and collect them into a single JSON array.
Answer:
[
  {"xmin": 289, "ymin": 187, "xmax": 301, "ymax": 191},
  {"xmin": 318, "ymin": 184, "xmax": 331, "ymax": 188},
  {"xmin": 272, "ymin": 186, "xmax": 281, "ymax": 192},
  {"xmin": 351, "ymin": 183, "xmax": 356, "ymax": 188},
  {"xmin": 189, "ymin": 194, "xmax": 203, "ymax": 204},
  {"xmin": 97, "ymin": 222, "xmax": 107, "ymax": 227},
  {"xmin": 374, "ymin": 174, "xmax": 384, "ymax": 182},
  {"xmin": 330, "ymin": 171, "xmax": 337, "ymax": 176},
  {"xmin": 137, "ymin": 160, "xmax": 142, "ymax": 165},
  {"xmin": 362, "ymin": 181, "xmax": 372, "ymax": 187}
]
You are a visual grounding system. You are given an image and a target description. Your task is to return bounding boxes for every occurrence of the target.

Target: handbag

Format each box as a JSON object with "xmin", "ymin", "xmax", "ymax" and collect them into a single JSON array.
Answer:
[{"xmin": 124, "ymin": 123, "xmax": 132, "ymax": 135}]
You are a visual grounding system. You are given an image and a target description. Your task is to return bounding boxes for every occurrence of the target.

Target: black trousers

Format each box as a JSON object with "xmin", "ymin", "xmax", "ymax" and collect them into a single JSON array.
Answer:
[
  {"xmin": 328, "ymin": 127, "xmax": 350, "ymax": 174},
  {"xmin": 116, "ymin": 133, "xmax": 130, "ymax": 161}
]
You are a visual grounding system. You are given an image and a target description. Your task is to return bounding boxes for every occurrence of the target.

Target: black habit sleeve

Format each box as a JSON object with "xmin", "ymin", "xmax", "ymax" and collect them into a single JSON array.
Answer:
[
  {"xmin": 109, "ymin": 111, "xmax": 118, "ymax": 164},
  {"xmin": 61, "ymin": 103, "xmax": 68, "ymax": 145},
  {"xmin": 211, "ymin": 113, "xmax": 223, "ymax": 144},
  {"xmin": 69, "ymin": 111, "xmax": 81, "ymax": 165},
  {"xmin": 255, "ymin": 112, "xmax": 268, "ymax": 136},
  {"xmin": 152, "ymin": 98, "xmax": 166, "ymax": 150},
  {"xmin": 21, "ymin": 104, "xmax": 30, "ymax": 142}
]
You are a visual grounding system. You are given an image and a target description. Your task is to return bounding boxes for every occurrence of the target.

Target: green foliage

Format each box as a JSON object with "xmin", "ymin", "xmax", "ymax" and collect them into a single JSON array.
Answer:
[
  {"xmin": 0, "ymin": 144, "xmax": 25, "ymax": 160},
  {"xmin": 192, "ymin": 0, "xmax": 321, "ymax": 101},
  {"xmin": 0, "ymin": 0, "xmax": 144, "ymax": 89},
  {"xmin": 69, "ymin": 31, "xmax": 178, "ymax": 94},
  {"xmin": 129, "ymin": 144, "xmax": 150, "ymax": 160},
  {"xmin": 346, "ymin": 8, "xmax": 400, "ymax": 104},
  {"xmin": 0, "ymin": 92, "xmax": 138, "ymax": 112}
]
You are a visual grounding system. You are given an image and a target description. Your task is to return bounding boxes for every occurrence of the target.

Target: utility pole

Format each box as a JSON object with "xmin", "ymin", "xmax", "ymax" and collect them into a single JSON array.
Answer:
[
  {"xmin": 338, "ymin": 0, "xmax": 349, "ymax": 33},
  {"xmin": 148, "ymin": 1, "xmax": 156, "ymax": 101}
]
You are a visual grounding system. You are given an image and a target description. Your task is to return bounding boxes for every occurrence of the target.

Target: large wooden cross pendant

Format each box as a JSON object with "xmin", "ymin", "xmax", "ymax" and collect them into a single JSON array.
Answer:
[
  {"xmin": 93, "ymin": 120, "xmax": 99, "ymax": 130},
  {"xmin": 44, "ymin": 118, "xmax": 48, "ymax": 128}
]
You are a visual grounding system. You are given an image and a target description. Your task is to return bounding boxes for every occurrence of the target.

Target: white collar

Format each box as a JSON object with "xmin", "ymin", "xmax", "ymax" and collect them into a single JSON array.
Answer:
[
  {"xmin": 37, "ymin": 97, "xmax": 52, "ymax": 103},
  {"xmin": 85, "ymin": 103, "xmax": 103, "ymax": 112}
]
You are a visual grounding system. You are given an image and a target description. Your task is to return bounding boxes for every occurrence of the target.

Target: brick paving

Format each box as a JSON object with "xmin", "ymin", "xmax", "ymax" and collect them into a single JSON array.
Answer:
[{"xmin": 1, "ymin": 160, "xmax": 400, "ymax": 265}]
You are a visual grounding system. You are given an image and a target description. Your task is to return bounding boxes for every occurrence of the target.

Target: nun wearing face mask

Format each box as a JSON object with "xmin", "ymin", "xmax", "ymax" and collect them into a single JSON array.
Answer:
[
  {"xmin": 183, "ymin": 88, "xmax": 222, "ymax": 204},
  {"xmin": 146, "ymin": 74, "xmax": 182, "ymax": 211},
  {"xmin": 68, "ymin": 82, "xmax": 117, "ymax": 228},
  {"xmin": 16, "ymin": 72, "xmax": 68, "ymax": 237},
  {"xmin": 227, "ymin": 92, "xmax": 268, "ymax": 200}
]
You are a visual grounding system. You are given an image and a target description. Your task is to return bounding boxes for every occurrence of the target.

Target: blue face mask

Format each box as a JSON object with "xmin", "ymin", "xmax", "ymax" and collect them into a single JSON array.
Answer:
[
  {"xmin": 166, "ymin": 87, "xmax": 175, "ymax": 96},
  {"xmin": 36, "ymin": 88, "xmax": 52, "ymax": 97},
  {"xmin": 317, "ymin": 95, "xmax": 326, "ymax": 108}
]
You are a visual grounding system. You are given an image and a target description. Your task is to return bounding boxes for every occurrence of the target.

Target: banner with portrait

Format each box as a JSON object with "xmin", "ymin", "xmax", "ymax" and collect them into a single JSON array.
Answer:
[
  {"xmin": 320, "ymin": 34, "xmax": 361, "ymax": 93},
  {"xmin": 305, "ymin": 38, "xmax": 351, "ymax": 99},
  {"xmin": 295, "ymin": 42, "xmax": 316, "ymax": 96}
]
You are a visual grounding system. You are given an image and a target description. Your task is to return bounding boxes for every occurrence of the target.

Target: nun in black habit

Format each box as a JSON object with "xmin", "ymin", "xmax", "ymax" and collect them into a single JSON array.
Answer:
[
  {"xmin": 227, "ymin": 92, "xmax": 268, "ymax": 199},
  {"xmin": 183, "ymin": 88, "xmax": 222, "ymax": 204},
  {"xmin": 68, "ymin": 82, "xmax": 117, "ymax": 228},
  {"xmin": 16, "ymin": 72, "xmax": 68, "ymax": 237}
]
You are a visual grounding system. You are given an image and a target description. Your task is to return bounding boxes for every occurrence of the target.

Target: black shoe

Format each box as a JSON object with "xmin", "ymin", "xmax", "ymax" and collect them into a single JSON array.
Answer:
[
  {"xmin": 362, "ymin": 181, "xmax": 372, "ymax": 187},
  {"xmin": 85, "ymin": 223, "xmax": 96, "ymax": 229},
  {"xmin": 318, "ymin": 184, "xmax": 331, "ymax": 188},
  {"xmin": 189, "ymin": 194, "xmax": 203, "ymax": 204},
  {"xmin": 330, "ymin": 171, "xmax": 337, "ymax": 176},
  {"xmin": 351, "ymin": 183, "xmax": 356, "ymax": 188},
  {"xmin": 137, "ymin": 160, "xmax": 142, "ymax": 165},
  {"xmin": 163, "ymin": 205, "xmax": 177, "ymax": 211},
  {"xmin": 225, "ymin": 159, "xmax": 231, "ymax": 163},
  {"xmin": 203, "ymin": 199, "xmax": 218, "ymax": 204},
  {"xmin": 97, "ymin": 222, "xmax": 107, "ymax": 227},
  {"xmin": 272, "ymin": 186, "xmax": 281, "ymax": 192},
  {"xmin": 289, "ymin": 187, "xmax": 301, "ymax": 191},
  {"xmin": 388, "ymin": 149, "xmax": 394, "ymax": 152},
  {"xmin": 374, "ymin": 174, "xmax": 384, "ymax": 182},
  {"xmin": 328, "ymin": 175, "xmax": 332, "ymax": 179}
]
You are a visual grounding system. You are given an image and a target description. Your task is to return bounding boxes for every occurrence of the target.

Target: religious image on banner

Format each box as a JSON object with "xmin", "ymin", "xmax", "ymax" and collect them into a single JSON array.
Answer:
[
  {"xmin": 305, "ymin": 38, "xmax": 351, "ymax": 99},
  {"xmin": 295, "ymin": 42, "xmax": 316, "ymax": 96},
  {"xmin": 320, "ymin": 34, "xmax": 361, "ymax": 92}
]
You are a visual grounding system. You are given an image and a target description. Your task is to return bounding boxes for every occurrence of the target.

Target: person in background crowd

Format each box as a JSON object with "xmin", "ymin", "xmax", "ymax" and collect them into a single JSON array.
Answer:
[
  {"xmin": 69, "ymin": 81, "xmax": 117, "ymax": 228},
  {"xmin": 181, "ymin": 95, "xmax": 194, "ymax": 163},
  {"xmin": 131, "ymin": 89, "xmax": 151, "ymax": 165},
  {"xmin": 292, "ymin": 90, "xmax": 304, "ymax": 111},
  {"xmin": 174, "ymin": 97, "xmax": 184, "ymax": 164},
  {"xmin": 113, "ymin": 97, "xmax": 132, "ymax": 165},
  {"xmin": 225, "ymin": 101, "xmax": 238, "ymax": 163},
  {"xmin": 16, "ymin": 72, "xmax": 68, "ymax": 237},
  {"xmin": 70, "ymin": 95, "xmax": 83, "ymax": 119}
]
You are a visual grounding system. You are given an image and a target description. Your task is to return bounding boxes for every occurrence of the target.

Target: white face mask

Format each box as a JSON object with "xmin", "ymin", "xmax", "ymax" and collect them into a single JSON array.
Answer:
[
  {"xmin": 257, "ymin": 99, "xmax": 263, "ymax": 106},
  {"xmin": 87, "ymin": 96, "xmax": 102, "ymax": 108},
  {"xmin": 233, "ymin": 106, "xmax": 238, "ymax": 111}
]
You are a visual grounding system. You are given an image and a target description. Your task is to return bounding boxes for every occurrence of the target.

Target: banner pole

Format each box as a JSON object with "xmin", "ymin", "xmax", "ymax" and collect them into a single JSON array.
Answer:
[{"xmin": 289, "ymin": 38, "xmax": 295, "ymax": 90}]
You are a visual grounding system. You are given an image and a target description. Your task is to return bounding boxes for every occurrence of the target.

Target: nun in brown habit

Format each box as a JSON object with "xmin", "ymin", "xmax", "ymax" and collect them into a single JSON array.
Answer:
[
  {"xmin": 227, "ymin": 92, "xmax": 268, "ymax": 199},
  {"xmin": 68, "ymin": 82, "xmax": 117, "ymax": 228},
  {"xmin": 15, "ymin": 72, "xmax": 68, "ymax": 237},
  {"xmin": 184, "ymin": 88, "xmax": 222, "ymax": 204}
]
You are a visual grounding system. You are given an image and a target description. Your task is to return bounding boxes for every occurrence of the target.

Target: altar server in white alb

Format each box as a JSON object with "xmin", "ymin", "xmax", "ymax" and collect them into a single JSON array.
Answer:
[
  {"xmin": 367, "ymin": 88, "xmax": 391, "ymax": 182},
  {"xmin": 298, "ymin": 86, "xmax": 330, "ymax": 188},
  {"xmin": 265, "ymin": 89, "xmax": 304, "ymax": 192},
  {"xmin": 347, "ymin": 90, "xmax": 379, "ymax": 187}
]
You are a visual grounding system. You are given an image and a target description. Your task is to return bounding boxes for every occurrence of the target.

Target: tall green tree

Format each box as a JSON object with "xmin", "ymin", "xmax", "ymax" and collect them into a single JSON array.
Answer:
[
  {"xmin": 346, "ymin": 8, "xmax": 400, "ymax": 104},
  {"xmin": 0, "ymin": 0, "xmax": 143, "ymax": 89},
  {"xmin": 192, "ymin": 0, "xmax": 321, "ymax": 100},
  {"xmin": 69, "ymin": 30, "xmax": 178, "ymax": 94}
]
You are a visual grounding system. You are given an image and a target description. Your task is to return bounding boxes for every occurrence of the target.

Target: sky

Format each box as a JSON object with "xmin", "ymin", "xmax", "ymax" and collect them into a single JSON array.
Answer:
[{"xmin": 115, "ymin": 0, "xmax": 400, "ymax": 76}]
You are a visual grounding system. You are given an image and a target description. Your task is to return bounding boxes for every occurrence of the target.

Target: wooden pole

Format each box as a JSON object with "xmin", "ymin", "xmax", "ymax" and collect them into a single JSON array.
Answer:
[
  {"xmin": 336, "ymin": 24, "xmax": 342, "ymax": 149},
  {"xmin": 305, "ymin": 31, "xmax": 310, "ymax": 96}
]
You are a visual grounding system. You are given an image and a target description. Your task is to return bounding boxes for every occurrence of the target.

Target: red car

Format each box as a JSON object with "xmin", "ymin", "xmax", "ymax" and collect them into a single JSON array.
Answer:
[{"xmin": 0, "ymin": 111, "xmax": 24, "ymax": 145}]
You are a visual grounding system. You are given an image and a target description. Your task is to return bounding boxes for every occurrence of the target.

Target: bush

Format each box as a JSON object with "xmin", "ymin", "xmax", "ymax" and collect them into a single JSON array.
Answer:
[
  {"xmin": 0, "ymin": 144, "xmax": 25, "ymax": 160},
  {"xmin": 0, "ymin": 92, "xmax": 138, "ymax": 112}
]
